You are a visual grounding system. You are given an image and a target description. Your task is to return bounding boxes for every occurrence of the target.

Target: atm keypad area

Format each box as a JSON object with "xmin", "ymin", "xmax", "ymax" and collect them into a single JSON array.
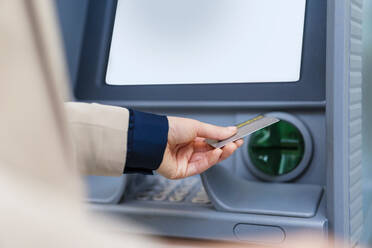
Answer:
[{"xmin": 126, "ymin": 175, "xmax": 210, "ymax": 205}]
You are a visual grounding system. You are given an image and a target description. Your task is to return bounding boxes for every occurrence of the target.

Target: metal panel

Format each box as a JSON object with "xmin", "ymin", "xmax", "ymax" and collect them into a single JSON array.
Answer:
[
  {"xmin": 326, "ymin": 0, "xmax": 351, "ymax": 240},
  {"xmin": 349, "ymin": 1, "xmax": 364, "ymax": 245},
  {"xmin": 326, "ymin": 0, "xmax": 364, "ymax": 244},
  {"xmin": 90, "ymin": 197, "xmax": 328, "ymax": 244}
]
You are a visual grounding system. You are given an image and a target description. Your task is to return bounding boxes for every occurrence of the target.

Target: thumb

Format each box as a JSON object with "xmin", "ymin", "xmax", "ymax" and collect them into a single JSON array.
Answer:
[{"xmin": 196, "ymin": 121, "xmax": 237, "ymax": 140}]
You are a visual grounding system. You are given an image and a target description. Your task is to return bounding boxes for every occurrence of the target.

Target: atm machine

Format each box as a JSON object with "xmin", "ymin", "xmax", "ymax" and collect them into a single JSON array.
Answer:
[{"xmin": 56, "ymin": 0, "xmax": 364, "ymax": 246}]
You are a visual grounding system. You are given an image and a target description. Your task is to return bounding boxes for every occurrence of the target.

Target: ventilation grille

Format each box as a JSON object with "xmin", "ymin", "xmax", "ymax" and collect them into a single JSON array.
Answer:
[{"xmin": 349, "ymin": 0, "xmax": 363, "ymax": 245}]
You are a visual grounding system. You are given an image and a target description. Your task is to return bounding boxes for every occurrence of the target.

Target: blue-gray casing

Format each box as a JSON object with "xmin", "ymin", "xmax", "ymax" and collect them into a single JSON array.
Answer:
[
  {"xmin": 326, "ymin": 0, "xmax": 364, "ymax": 244},
  {"xmin": 55, "ymin": 0, "xmax": 364, "ymax": 246}
]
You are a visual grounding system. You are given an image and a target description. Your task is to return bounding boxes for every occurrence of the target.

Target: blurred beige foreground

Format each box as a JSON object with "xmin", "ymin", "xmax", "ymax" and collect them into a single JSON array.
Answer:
[{"xmin": 0, "ymin": 0, "xmax": 349, "ymax": 247}]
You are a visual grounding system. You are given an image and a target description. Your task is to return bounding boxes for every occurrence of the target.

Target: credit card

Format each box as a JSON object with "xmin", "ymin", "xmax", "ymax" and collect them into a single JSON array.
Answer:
[{"xmin": 206, "ymin": 115, "xmax": 280, "ymax": 149}]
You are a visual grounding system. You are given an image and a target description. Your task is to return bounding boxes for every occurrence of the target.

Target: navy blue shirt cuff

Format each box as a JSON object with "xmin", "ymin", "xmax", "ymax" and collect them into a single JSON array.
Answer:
[{"xmin": 124, "ymin": 109, "xmax": 169, "ymax": 174}]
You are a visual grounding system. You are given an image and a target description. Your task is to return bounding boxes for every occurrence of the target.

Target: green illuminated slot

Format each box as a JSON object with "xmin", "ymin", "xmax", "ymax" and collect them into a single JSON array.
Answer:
[{"xmin": 248, "ymin": 120, "xmax": 305, "ymax": 177}]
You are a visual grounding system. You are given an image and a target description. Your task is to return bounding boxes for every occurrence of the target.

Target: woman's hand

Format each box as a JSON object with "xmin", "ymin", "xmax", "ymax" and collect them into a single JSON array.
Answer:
[{"xmin": 157, "ymin": 116, "xmax": 243, "ymax": 179}]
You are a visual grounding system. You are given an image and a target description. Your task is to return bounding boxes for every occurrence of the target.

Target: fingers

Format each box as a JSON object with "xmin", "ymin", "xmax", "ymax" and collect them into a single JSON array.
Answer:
[
  {"xmin": 187, "ymin": 149, "xmax": 222, "ymax": 177},
  {"xmin": 219, "ymin": 143, "xmax": 238, "ymax": 162},
  {"xmin": 164, "ymin": 138, "xmax": 245, "ymax": 179},
  {"xmin": 235, "ymin": 139, "xmax": 244, "ymax": 148},
  {"xmin": 193, "ymin": 138, "xmax": 244, "ymax": 153},
  {"xmin": 193, "ymin": 140, "xmax": 213, "ymax": 152},
  {"xmin": 187, "ymin": 139, "xmax": 244, "ymax": 177},
  {"xmin": 218, "ymin": 139, "xmax": 244, "ymax": 162},
  {"xmin": 196, "ymin": 121, "xmax": 237, "ymax": 140}
]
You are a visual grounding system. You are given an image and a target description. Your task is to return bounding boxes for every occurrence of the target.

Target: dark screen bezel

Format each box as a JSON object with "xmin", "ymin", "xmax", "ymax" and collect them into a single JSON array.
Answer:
[{"xmin": 75, "ymin": 0, "xmax": 326, "ymax": 103}]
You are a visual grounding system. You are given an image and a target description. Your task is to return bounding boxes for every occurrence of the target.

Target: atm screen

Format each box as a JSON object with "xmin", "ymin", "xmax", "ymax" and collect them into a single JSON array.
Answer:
[{"xmin": 106, "ymin": 0, "xmax": 306, "ymax": 85}]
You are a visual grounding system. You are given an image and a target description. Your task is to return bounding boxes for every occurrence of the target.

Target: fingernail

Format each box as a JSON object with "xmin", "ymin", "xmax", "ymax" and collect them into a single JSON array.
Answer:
[{"xmin": 214, "ymin": 148, "xmax": 223, "ymax": 154}]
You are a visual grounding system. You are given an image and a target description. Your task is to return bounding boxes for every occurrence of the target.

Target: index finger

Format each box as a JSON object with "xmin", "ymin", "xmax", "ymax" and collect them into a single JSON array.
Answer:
[{"xmin": 196, "ymin": 121, "xmax": 237, "ymax": 140}]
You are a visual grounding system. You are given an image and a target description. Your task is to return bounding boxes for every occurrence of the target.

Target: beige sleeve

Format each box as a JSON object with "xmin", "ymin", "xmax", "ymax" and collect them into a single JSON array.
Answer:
[{"xmin": 65, "ymin": 102, "xmax": 129, "ymax": 176}]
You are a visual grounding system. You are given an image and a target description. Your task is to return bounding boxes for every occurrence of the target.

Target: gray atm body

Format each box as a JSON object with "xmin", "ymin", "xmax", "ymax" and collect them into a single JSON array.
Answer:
[{"xmin": 56, "ymin": 0, "xmax": 364, "ymax": 245}]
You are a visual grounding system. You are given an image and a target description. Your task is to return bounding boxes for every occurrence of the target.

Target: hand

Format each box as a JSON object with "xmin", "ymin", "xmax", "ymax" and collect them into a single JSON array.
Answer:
[{"xmin": 157, "ymin": 116, "xmax": 243, "ymax": 179}]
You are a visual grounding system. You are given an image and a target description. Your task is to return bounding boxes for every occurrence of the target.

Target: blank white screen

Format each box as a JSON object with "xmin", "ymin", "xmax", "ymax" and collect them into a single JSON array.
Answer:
[{"xmin": 106, "ymin": 0, "xmax": 306, "ymax": 85}]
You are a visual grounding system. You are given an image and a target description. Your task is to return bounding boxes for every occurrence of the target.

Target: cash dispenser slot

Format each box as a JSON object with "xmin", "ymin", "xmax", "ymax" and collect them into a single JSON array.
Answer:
[{"xmin": 201, "ymin": 166, "xmax": 323, "ymax": 218}]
